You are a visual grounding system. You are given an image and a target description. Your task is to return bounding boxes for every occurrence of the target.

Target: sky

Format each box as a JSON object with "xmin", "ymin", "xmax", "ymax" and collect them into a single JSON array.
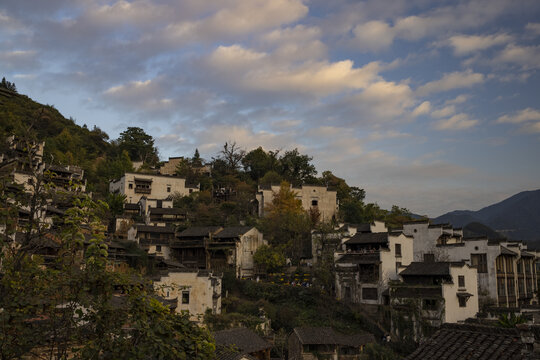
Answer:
[{"xmin": 1, "ymin": 0, "xmax": 539, "ymax": 217}]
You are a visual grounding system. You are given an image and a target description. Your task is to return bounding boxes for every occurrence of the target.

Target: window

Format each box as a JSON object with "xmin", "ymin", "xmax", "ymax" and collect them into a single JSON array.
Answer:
[
  {"xmin": 458, "ymin": 275, "xmax": 465, "ymax": 288},
  {"xmin": 458, "ymin": 297, "xmax": 467, "ymax": 307},
  {"xmin": 311, "ymin": 200, "xmax": 318, "ymax": 206},
  {"xmin": 362, "ymin": 288, "xmax": 378, "ymax": 300},
  {"xmin": 496, "ymin": 257, "xmax": 505, "ymax": 273},
  {"xmin": 497, "ymin": 278, "xmax": 506, "ymax": 296},
  {"xmin": 128, "ymin": 183, "xmax": 133, "ymax": 189},
  {"xmin": 189, "ymin": 189, "xmax": 193, "ymax": 193},
  {"xmin": 423, "ymin": 299, "xmax": 438, "ymax": 310},
  {"xmin": 505, "ymin": 257, "xmax": 514, "ymax": 274},
  {"xmin": 395, "ymin": 244, "xmax": 402, "ymax": 257},
  {"xmin": 167, "ymin": 186, "xmax": 171, "ymax": 193},
  {"xmin": 181, "ymin": 291, "xmax": 190, "ymax": 304},
  {"xmin": 471, "ymin": 254, "xmax": 488, "ymax": 273},
  {"xmin": 424, "ymin": 253, "xmax": 435, "ymax": 262},
  {"xmin": 507, "ymin": 278, "xmax": 515, "ymax": 296},
  {"xmin": 156, "ymin": 245, "xmax": 162, "ymax": 252}
]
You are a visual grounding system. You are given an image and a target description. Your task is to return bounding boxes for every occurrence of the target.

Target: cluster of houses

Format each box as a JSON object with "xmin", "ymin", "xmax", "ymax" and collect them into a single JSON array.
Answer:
[{"xmin": 2, "ymin": 140, "xmax": 539, "ymax": 358}]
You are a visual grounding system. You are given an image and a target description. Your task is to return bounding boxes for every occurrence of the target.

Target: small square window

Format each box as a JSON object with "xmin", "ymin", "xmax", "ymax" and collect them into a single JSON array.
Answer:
[
  {"xmin": 458, "ymin": 275, "xmax": 465, "ymax": 288},
  {"xmin": 182, "ymin": 291, "xmax": 190, "ymax": 304},
  {"xmin": 311, "ymin": 200, "xmax": 318, "ymax": 206},
  {"xmin": 459, "ymin": 297, "xmax": 467, "ymax": 307},
  {"xmin": 167, "ymin": 186, "xmax": 171, "ymax": 192},
  {"xmin": 128, "ymin": 183, "xmax": 133, "ymax": 189},
  {"xmin": 156, "ymin": 245, "xmax": 162, "ymax": 252}
]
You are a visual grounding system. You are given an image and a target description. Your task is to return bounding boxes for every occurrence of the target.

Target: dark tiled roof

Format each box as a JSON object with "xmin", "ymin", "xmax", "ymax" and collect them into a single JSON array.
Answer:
[
  {"xmin": 399, "ymin": 262, "xmax": 464, "ymax": 277},
  {"xmin": 215, "ymin": 346, "xmax": 256, "ymax": 360},
  {"xmin": 405, "ymin": 323, "xmax": 530, "ymax": 360},
  {"xmin": 136, "ymin": 225, "xmax": 176, "ymax": 234},
  {"xmin": 124, "ymin": 203, "xmax": 140, "ymax": 210},
  {"xmin": 293, "ymin": 327, "xmax": 374, "ymax": 347},
  {"xmin": 500, "ymin": 246, "xmax": 518, "ymax": 256},
  {"xmin": 177, "ymin": 226, "xmax": 223, "ymax": 238},
  {"xmin": 148, "ymin": 207, "xmax": 182, "ymax": 215},
  {"xmin": 213, "ymin": 328, "xmax": 271, "ymax": 354},
  {"xmin": 335, "ymin": 253, "xmax": 381, "ymax": 264},
  {"xmin": 214, "ymin": 226, "xmax": 254, "ymax": 239},
  {"xmin": 345, "ymin": 232, "xmax": 388, "ymax": 245},
  {"xmin": 520, "ymin": 251, "xmax": 535, "ymax": 258}
]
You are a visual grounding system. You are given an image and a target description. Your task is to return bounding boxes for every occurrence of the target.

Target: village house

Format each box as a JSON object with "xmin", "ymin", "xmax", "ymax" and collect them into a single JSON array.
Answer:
[
  {"xmin": 334, "ymin": 224, "xmax": 414, "ymax": 305},
  {"xmin": 401, "ymin": 220, "xmax": 539, "ymax": 308},
  {"xmin": 129, "ymin": 224, "xmax": 176, "ymax": 260},
  {"xmin": 310, "ymin": 221, "xmax": 387, "ymax": 265},
  {"xmin": 209, "ymin": 226, "xmax": 266, "ymax": 278},
  {"xmin": 109, "ymin": 172, "xmax": 198, "ymax": 204},
  {"xmin": 171, "ymin": 226, "xmax": 266, "ymax": 278},
  {"xmin": 214, "ymin": 328, "xmax": 272, "ymax": 360},
  {"xmin": 153, "ymin": 269, "xmax": 222, "ymax": 322},
  {"xmin": 171, "ymin": 226, "xmax": 223, "ymax": 269},
  {"xmin": 256, "ymin": 184, "xmax": 338, "ymax": 221},
  {"xmin": 390, "ymin": 261, "xmax": 479, "ymax": 340},
  {"xmin": 159, "ymin": 156, "xmax": 211, "ymax": 177},
  {"xmin": 401, "ymin": 220, "xmax": 463, "ymax": 262},
  {"xmin": 288, "ymin": 326, "xmax": 375, "ymax": 360}
]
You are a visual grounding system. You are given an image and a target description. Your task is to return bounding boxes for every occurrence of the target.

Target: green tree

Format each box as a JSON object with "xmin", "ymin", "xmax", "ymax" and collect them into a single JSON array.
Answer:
[
  {"xmin": 260, "ymin": 181, "xmax": 311, "ymax": 262},
  {"xmin": 253, "ymin": 244, "xmax": 286, "ymax": 273},
  {"xmin": 278, "ymin": 148, "xmax": 317, "ymax": 186},
  {"xmin": 117, "ymin": 127, "xmax": 159, "ymax": 166},
  {"xmin": 242, "ymin": 147, "xmax": 280, "ymax": 182}
]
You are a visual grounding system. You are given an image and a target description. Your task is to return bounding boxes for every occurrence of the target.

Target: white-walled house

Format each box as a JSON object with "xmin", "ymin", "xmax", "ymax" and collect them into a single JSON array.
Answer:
[
  {"xmin": 109, "ymin": 172, "xmax": 198, "ymax": 204},
  {"xmin": 401, "ymin": 220, "xmax": 463, "ymax": 262},
  {"xmin": 154, "ymin": 270, "xmax": 222, "ymax": 322},
  {"xmin": 209, "ymin": 226, "xmax": 266, "ymax": 278},
  {"xmin": 390, "ymin": 261, "xmax": 479, "ymax": 339},
  {"xmin": 256, "ymin": 184, "xmax": 338, "ymax": 221},
  {"xmin": 335, "ymin": 226, "xmax": 414, "ymax": 305}
]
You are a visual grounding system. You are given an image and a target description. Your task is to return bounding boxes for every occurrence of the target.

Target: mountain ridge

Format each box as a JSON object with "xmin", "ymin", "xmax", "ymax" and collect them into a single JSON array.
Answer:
[{"xmin": 434, "ymin": 189, "xmax": 540, "ymax": 244}]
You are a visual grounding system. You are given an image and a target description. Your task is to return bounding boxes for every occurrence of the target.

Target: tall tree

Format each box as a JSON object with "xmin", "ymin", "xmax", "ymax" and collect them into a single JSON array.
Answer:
[
  {"xmin": 117, "ymin": 127, "xmax": 159, "ymax": 166},
  {"xmin": 219, "ymin": 142, "xmax": 245, "ymax": 174},
  {"xmin": 279, "ymin": 149, "xmax": 317, "ymax": 186}
]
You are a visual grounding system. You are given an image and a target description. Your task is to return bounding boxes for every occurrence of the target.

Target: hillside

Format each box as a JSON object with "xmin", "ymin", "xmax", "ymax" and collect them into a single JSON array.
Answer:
[{"xmin": 434, "ymin": 189, "xmax": 540, "ymax": 243}]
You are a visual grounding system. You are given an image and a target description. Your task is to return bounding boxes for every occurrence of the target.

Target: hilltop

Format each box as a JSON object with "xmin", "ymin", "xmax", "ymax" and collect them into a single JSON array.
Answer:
[{"xmin": 434, "ymin": 189, "xmax": 540, "ymax": 244}]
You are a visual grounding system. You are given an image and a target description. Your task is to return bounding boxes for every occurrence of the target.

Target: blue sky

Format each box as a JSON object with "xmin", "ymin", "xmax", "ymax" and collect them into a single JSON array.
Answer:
[{"xmin": 1, "ymin": 0, "xmax": 539, "ymax": 216}]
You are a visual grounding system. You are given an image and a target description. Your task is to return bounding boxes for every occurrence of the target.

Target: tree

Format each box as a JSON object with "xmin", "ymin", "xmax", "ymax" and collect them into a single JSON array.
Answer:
[
  {"xmin": 117, "ymin": 127, "xmax": 159, "ymax": 165},
  {"xmin": 0, "ymin": 77, "xmax": 17, "ymax": 92},
  {"xmin": 253, "ymin": 245, "xmax": 286, "ymax": 273},
  {"xmin": 242, "ymin": 147, "xmax": 279, "ymax": 182},
  {"xmin": 279, "ymin": 149, "xmax": 316, "ymax": 186},
  {"xmin": 219, "ymin": 142, "xmax": 245, "ymax": 174},
  {"xmin": 260, "ymin": 181, "xmax": 311, "ymax": 262}
]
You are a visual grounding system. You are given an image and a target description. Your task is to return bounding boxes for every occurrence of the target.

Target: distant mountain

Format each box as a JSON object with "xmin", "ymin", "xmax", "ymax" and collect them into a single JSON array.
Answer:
[{"xmin": 434, "ymin": 189, "xmax": 540, "ymax": 243}]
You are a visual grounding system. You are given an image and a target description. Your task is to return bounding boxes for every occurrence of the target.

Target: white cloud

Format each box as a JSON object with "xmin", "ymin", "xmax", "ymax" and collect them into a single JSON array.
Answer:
[
  {"xmin": 206, "ymin": 44, "xmax": 382, "ymax": 96},
  {"xmin": 416, "ymin": 69, "xmax": 485, "ymax": 96},
  {"xmin": 497, "ymin": 108, "xmax": 540, "ymax": 124},
  {"xmin": 447, "ymin": 33, "xmax": 511, "ymax": 55},
  {"xmin": 431, "ymin": 105, "xmax": 455, "ymax": 118},
  {"xmin": 412, "ymin": 101, "xmax": 431, "ymax": 116},
  {"xmin": 496, "ymin": 43, "xmax": 540, "ymax": 69},
  {"xmin": 161, "ymin": 0, "xmax": 308, "ymax": 43},
  {"xmin": 526, "ymin": 22, "xmax": 540, "ymax": 36},
  {"xmin": 434, "ymin": 113, "xmax": 478, "ymax": 130},
  {"xmin": 355, "ymin": 80, "xmax": 415, "ymax": 118},
  {"xmin": 353, "ymin": 20, "xmax": 395, "ymax": 51},
  {"xmin": 445, "ymin": 94, "xmax": 467, "ymax": 105}
]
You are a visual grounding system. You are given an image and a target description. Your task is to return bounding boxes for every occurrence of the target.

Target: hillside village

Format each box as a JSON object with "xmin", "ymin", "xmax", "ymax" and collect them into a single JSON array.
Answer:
[{"xmin": 1, "ymin": 87, "xmax": 539, "ymax": 359}]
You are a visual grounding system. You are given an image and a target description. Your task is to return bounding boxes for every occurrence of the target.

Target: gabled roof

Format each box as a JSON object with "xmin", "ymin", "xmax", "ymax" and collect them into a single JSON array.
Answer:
[
  {"xmin": 292, "ymin": 327, "xmax": 374, "ymax": 347},
  {"xmin": 344, "ymin": 232, "xmax": 388, "ymax": 245},
  {"xmin": 500, "ymin": 246, "xmax": 518, "ymax": 256},
  {"xmin": 136, "ymin": 225, "xmax": 176, "ymax": 234},
  {"xmin": 214, "ymin": 226, "xmax": 254, "ymax": 239},
  {"xmin": 177, "ymin": 226, "xmax": 223, "ymax": 238},
  {"xmin": 148, "ymin": 207, "xmax": 182, "ymax": 215},
  {"xmin": 213, "ymin": 328, "xmax": 271, "ymax": 354},
  {"xmin": 399, "ymin": 262, "xmax": 465, "ymax": 277},
  {"xmin": 405, "ymin": 323, "xmax": 532, "ymax": 360}
]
